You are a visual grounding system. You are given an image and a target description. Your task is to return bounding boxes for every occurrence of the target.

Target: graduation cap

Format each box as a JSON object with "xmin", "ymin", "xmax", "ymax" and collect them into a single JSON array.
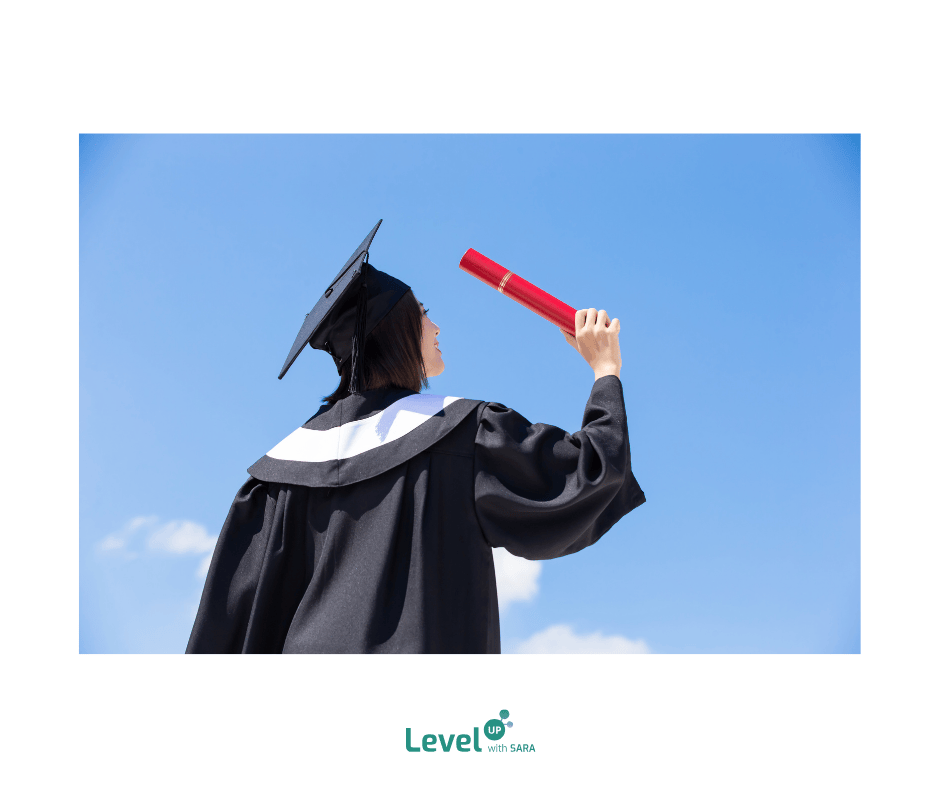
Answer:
[{"xmin": 278, "ymin": 219, "xmax": 413, "ymax": 394}]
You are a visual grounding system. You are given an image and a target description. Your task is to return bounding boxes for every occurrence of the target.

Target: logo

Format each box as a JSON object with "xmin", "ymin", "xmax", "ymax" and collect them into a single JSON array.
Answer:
[
  {"xmin": 405, "ymin": 709, "xmax": 535, "ymax": 753},
  {"xmin": 483, "ymin": 709, "xmax": 512, "ymax": 740}
]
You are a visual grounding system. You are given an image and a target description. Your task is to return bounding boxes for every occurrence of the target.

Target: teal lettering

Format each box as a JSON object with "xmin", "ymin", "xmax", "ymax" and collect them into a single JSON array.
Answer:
[{"xmin": 407, "ymin": 728, "xmax": 493, "ymax": 754}]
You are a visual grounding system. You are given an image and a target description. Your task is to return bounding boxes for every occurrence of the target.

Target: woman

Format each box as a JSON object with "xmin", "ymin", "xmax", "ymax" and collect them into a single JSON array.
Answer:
[{"xmin": 186, "ymin": 221, "xmax": 645, "ymax": 653}]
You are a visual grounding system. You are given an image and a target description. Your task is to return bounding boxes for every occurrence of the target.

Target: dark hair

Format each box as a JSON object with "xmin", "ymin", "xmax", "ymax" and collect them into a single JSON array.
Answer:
[{"xmin": 321, "ymin": 290, "xmax": 429, "ymax": 404}]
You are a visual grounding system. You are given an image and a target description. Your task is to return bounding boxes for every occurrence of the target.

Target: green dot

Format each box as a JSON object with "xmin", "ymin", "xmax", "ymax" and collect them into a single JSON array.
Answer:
[{"xmin": 499, "ymin": 709, "xmax": 509, "ymax": 720}]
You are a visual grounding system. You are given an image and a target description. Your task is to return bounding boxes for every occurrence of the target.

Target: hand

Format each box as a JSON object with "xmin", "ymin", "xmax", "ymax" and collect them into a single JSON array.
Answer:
[{"xmin": 560, "ymin": 308, "xmax": 622, "ymax": 380}]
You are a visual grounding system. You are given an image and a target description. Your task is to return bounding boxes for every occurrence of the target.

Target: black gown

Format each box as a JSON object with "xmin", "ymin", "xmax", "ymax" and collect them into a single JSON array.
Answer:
[{"xmin": 185, "ymin": 375, "xmax": 645, "ymax": 653}]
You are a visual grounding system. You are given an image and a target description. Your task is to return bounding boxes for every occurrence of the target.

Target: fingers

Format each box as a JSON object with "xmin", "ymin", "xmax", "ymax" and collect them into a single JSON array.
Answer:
[
  {"xmin": 576, "ymin": 308, "xmax": 616, "ymax": 333},
  {"xmin": 576, "ymin": 308, "xmax": 598, "ymax": 334}
]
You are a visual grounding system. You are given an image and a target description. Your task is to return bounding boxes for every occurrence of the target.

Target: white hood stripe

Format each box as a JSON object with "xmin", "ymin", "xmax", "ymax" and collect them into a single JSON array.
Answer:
[{"xmin": 266, "ymin": 394, "xmax": 464, "ymax": 463}]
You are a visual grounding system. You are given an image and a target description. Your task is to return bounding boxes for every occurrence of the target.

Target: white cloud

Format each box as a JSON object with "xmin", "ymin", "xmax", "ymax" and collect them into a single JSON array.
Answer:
[
  {"xmin": 147, "ymin": 520, "xmax": 217, "ymax": 555},
  {"xmin": 98, "ymin": 514, "xmax": 160, "ymax": 555},
  {"xmin": 98, "ymin": 534, "xmax": 125, "ymax": 551},
  {"xmin": 493, "ymin": 547, "xmax": 542, "ymax": 611},
  {"xmin": 98, "ymin": 516, "xmax": 218, "ymax": 577},
  {"xmin": 127, "ymin": 515, "xmax": 159, "ymax": 532},
  {"xmin": 513, "ymin": 624, "xmax": 652, "ymax": 654},
  {"xmin": 196, "ymin": 553, "xmax": 213, "ymax": 579}
]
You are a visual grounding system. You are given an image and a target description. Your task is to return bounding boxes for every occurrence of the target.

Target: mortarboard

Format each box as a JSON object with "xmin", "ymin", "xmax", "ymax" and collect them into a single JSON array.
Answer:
[{"xmin": 278, "ymin": 220, "xmax": 413, "ymax": 394}]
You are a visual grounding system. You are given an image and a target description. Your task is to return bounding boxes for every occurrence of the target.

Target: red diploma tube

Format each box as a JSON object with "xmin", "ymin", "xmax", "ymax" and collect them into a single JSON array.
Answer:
[{"xmin": 459, "ymin": 248, "xmax": 607, "ymax": 336}]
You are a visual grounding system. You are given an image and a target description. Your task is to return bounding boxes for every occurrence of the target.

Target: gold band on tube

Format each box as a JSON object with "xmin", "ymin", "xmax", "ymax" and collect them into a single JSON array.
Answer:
[{"xmin": 497, "ymin": 271, "xmax": 513, "ymax": 293}]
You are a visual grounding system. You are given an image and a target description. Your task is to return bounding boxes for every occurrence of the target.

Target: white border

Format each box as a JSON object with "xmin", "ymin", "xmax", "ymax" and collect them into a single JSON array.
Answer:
[{"xmin": 7, "ymin": 1, "xmax": 936, "ymax": 783}]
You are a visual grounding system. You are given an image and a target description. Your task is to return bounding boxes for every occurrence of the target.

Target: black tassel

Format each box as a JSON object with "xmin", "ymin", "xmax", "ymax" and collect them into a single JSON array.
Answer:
[{"xmin": 349, "ymin": 281, "xmax": 368, "ymax": 395}]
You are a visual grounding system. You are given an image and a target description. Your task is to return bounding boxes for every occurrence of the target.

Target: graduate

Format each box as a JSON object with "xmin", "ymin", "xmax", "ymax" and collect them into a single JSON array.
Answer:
[{"xmin": 186, "ymin": 220, "xmax": 646, "ymax": 654}]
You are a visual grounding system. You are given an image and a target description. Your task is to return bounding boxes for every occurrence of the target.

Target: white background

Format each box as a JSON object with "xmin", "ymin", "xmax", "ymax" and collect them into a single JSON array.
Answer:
[{"xmin": 2, "ymin": 1, "xmax": 937, "ymax": 784}]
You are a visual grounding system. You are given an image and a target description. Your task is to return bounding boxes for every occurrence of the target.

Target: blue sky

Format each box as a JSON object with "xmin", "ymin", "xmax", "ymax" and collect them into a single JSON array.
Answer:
[{"xmin": 79, "ymin": 134, "xmax": 860, "ymax": 654}]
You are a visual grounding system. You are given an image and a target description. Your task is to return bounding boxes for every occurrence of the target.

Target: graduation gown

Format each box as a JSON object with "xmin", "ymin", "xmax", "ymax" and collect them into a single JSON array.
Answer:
[{"xmin": 185, "ymin": 375, "xmax": 645, "ymax": 654}]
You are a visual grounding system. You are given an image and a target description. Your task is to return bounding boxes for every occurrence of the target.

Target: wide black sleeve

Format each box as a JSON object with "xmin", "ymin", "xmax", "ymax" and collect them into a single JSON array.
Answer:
[
  {"xmin": 185, "ymin": 476, "xmax": 308, "ymax": 653},
  {"xmin": 473, "ymin": 375, "xmax": 646, "ymax": 560}
]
